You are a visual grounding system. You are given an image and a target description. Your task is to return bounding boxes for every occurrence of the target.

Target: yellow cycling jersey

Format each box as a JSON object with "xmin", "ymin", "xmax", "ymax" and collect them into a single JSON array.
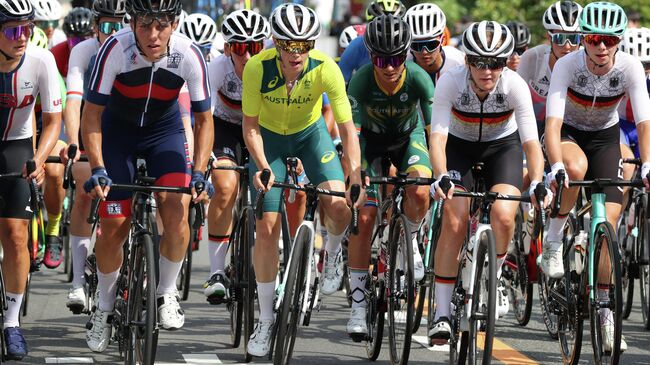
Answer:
[{"xmin": 242, "ymin": 48, "xmax": 352, "ymax": 135}]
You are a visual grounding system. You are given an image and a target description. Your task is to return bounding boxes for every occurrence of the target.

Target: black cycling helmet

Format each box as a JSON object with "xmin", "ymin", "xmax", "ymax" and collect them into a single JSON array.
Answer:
[
  {"xmin": 506, "ymin": 21, "xmax": 531, "ymax": 49},
  {"xmin": 126, "ymin": 0, "xmax": 181, "ymax": 16},
  {"xmin": 92, "ymin": 0, "xmax": 126, "ymax": 18},
  {"xmin": 63, "ymin": 7, "xmax": 94, "ymax": 36},
  {"xmin": 364, "ymin": 14, "xmax": 411, "ymax": 56}
]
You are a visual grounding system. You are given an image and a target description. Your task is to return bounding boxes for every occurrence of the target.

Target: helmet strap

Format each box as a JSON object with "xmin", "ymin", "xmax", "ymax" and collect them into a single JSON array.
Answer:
[
  {"xmin": 0, "ymin": 48, "xmax": 15, "ymax": 61},
  {"xmin": 584, "ymin": 47, "xmax": 614, "ymax": 69}
]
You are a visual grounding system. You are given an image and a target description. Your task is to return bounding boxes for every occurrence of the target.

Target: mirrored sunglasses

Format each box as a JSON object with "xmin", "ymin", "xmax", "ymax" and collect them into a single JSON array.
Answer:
[{"xmin": 467, "ymin": 55, "xmax": 507, "ymax": 70}]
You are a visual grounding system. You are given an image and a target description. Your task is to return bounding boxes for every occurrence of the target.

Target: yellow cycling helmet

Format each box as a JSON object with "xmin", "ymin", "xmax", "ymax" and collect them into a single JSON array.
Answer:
[
  {"xmin": 29, "ymin": 26, "xmax": 49, "ymax": 49},
  {"xmin": 365, "ymin": 0, "xmax": 405, "ymax": 22}
]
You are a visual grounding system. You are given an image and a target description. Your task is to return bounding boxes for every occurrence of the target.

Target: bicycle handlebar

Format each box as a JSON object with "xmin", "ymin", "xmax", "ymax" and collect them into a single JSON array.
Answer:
[{"xmin": 255, "ymin": 169, "xmax": 271, "ymax": 220}]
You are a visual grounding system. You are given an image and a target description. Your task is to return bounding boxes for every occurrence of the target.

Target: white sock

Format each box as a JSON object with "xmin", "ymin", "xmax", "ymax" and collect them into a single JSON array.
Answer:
[
  {"xmin": 71, "ymin": 235, "xmax": 91, "ymax": 288},
  {"xmin": 320, "ymin": 226, "xmax": 328, "ymax": 246},
  {"xmin": 325, "ymin": 230, "xmax": 344, "ymax": 256},
  {"xmin": 496, "ymin": 252, "xmax": 507, "ymax": 279},
  {"xmin": 208, "ymin": 236, "xmax": 229, "ymax": 275},
  {"xmin": 598, "ymin": 288, "xmax": 612, "ymax": 325},
  {"xmin": 407, "ymin": 218, "xmax": 421, "ymax": 251},
  {"xmin": 97, "ymin": 269, "xmax": 120, "ymax": 312},
  {"xmin": 349, "ymin": 269, "xmax": 368, "ymax": 309},
  {"xmin": 157, "ymin": 255, "xmax": 183, "ymax": 296},
  {"xmin": 547, "ymin": 215, "xmax": 569, "ymax": 243},
  {"xmin": 257, "ymin": 281, "xmax": 276, "ymax": 322},
  {"xmin": 433, "ymin": 280, "xmax": 454, "ymax": 321},
  {"xmin": 3, "ymin": 292, "xmax": 24, "ymax": 328}
]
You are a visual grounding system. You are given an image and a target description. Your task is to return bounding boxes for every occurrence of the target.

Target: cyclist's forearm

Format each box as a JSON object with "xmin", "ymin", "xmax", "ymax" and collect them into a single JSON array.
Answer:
[
  {"xmin": 35, "ymin": 112, "xmax": 62, "ymax": 165},
  {"xmin": 522, "ymin": 139, "xmax": 544, "ymax": 184},
  {"xmin": 429, "ymin": 132, "xmax": 448, "ymax": 177},
  {"xmin": 192, "ymin": 111, "xmax": 213, "ymax": 172},
  {"xmin": 243, "ymin": 115, "xmax": 270, "ymax": 170},
  {"xmin": 637, "ymin": 120, "xmax": 650, "ymax": 164},
  {"xmin": 338, "ymin": 120, "xmax": 361, "ymax": 183},
  {"xmin": 544, "ymin": 117, "xmax": 564, "ymax": 167},
  {"xmin": 63, "ymin": 98, "xmax": 81, "ymax": 145},
  {"xmin": 81, "ymin": 102, "xmax": 105, "ymax": 169}
]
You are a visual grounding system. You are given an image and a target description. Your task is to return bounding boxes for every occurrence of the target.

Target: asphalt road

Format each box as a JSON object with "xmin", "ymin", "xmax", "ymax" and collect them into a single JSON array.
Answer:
[{"xmin": 18, "ymin": 234, "xmax": 650, "ymax": 365}]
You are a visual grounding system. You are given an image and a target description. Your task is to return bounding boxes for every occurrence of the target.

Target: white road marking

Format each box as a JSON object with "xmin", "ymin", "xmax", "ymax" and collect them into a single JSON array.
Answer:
[
  {"xmin": 45, "ymin": 357, "xmax": 94, "ymax": 364},
  {"xmin": 413, "ymin": 335, "xmax": 451, "ymax": 353},
  {"xmin": 182, "ymin": 353, "xmax": 222, "ymax": 364}
]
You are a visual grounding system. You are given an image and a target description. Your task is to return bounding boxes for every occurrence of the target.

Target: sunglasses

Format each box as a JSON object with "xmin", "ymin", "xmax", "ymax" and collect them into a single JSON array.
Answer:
[
  {"xmin": 549, "ymin": 32, "xmax": 581, "ymax": 46},
  {"xmin": 35, "ymin": 20, "xmax": 59, "ymax": 29},
  {"xmin": 583, "ymin": 34, "xmax": 621, "ymax": 48},
  {"xmin": 2, "ymin": 23, "xmax": 34, "ymax": 41},
  {"xmin": 229, "ymin": 40, "xmax": 263, "ymax": 56},
  {"xmin": 275, "ymin": 39, "xmax": 314, "ymax": 54},
  {"xmin": 135, "ymin": 12, "xmax": 175, "ymax": 28},
  {"xmin": 513, "ymin": 47, "xmax": 527, "ymax": 56},
  {"xmin": 467, "ymin": 55, "xmax": 507, "ymax": 70},
  {"xmin": 98, "ymin": 21, "xmax": 123, "ymax": 34},
  {"xmin": 371, "ymin": 53, "xmax": 407, "ymax": 68},
  {"xmin": 410, "ymin": 38, "xmax": 442, "ymax": 53}
]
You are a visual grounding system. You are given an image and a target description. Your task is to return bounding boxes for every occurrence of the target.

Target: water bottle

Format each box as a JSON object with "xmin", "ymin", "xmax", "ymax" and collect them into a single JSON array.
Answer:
[{"xmin": 573, "ymin": 230, "xmax": 587, "ymax": 275}]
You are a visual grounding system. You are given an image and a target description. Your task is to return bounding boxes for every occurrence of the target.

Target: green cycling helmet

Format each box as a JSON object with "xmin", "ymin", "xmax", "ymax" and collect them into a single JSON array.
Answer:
[
  {"xmin": 365, "ymin": 0, "xmax": 405, "ymax": 22},
  {"xmin": 29, "ymin": 26, "xmax": 49, "ymax": 49},
  {"xmin": 579, "ymin": 2, "xmax": 627, "ymax": 36}
]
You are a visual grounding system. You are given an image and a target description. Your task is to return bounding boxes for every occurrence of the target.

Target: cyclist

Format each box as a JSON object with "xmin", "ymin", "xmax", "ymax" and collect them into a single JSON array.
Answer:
[
  {"xmin": 544, "ymin": 2, "xmax": 650, "ymax": 352},
  {"xmin": 180, "ymin": 12, "xmax": 219, "ymax": 62},
  {"xmin": 404, "ymin": 3, "xmax": 465, "ymax": 86},
  {"xmin": 345, "ymin": 14, "xmax": 434, "ymax": 338},
  {"xmin": 241, "ymin": 3, "xmax": 363, "ymax": 356},
  {"xmin": 61, "ymin": 0, "xmax": 125, "ymax": 313},
  {"xmin": 0, "ymin": 0, "xmax": 63, "ymax": 359},
  {"xmin": 31, "ymin": 0, "xmax": 66, "ymax": 47},
  {"xmin": 202, "ymin": 9, "xmax": 269, "ymax": 303},
  {"xmin": 338, "ymin": 0, "xmax": 406, "ymax": 83},
  {"xmin": 81, "ymin": 0, "xmax": 213, "ymax": 352},
  {"xmin": 337, "ymin": 23, "xmax": 365, "ymax": 59},
  {"xmin": 51, "ymin": 7, "xmax": 95, "ymax": 77},
  {"xmin": 505, "ymin": 20, "xmax": 531, "ymax": 71},
  {"xmin": 427, "ymin": 20, "xmax": 547, "ymax": 344}
]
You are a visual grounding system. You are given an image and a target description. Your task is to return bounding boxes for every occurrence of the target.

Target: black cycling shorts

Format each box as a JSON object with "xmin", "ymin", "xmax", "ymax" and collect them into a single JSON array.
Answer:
[
  {"xmin": 213, "ymin": 117, "xmax": 245, "ymax": 166},
  {"xmin": 0, "ymin": 138, "xmax": 34, "ymax": 219},
  {"xmin": 446, "ymin": 132, "xmax": 523, "ymax": 191}
]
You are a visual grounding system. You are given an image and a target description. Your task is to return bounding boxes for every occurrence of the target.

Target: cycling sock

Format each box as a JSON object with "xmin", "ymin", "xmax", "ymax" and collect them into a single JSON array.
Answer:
[
  {"xmin": 433, "ymin": 277, "xmax": 455, "ymax": 321},
  {"xmin": 3, "ymin": 292, "xmax": 23, "ymax": 328},
  {"xmin": 208, "ymin": 234, "xmax": 229, "ymax": 275},
  {"xmin": 546, "ymin": 214, "xmax": 569, "ymax": 243},
  {"xmin": 349, "ymin": 269, "xmax": 368, "ymax": 309},
  {"xmin": 325, "ymin": 230, "xmax": 344, "ymax": 256},
  {"xmin": 406, "ymin": 217, "xmax": 421, "ymax": 251},
  {"xmin": 46, "ymin": 212, "xmax": 62, "ymax": 237},
  {"xmin": 71, "ymin": 235, "xmax": 91, "ymax": 288},
  {"xmin": 320, "ymin": 226, "xmax": 328, "ymax": 246},
  {"xmin": 597, "ymin": 287, "xmax": 612, "ymax": 325},
  {"xmin": 496, "ymin": 252, "xmax": 507, "ymax": 279},
  {"xmin": 97, "ymin": 269, "xmax": 120, "ymax": 312},
  {"xmin": 257, "ymin": 281, "xmax": 276, "ymax": 322},
  {"xmin": 157, "ymin": 255, "xmax": 183, "ymax": 296}
]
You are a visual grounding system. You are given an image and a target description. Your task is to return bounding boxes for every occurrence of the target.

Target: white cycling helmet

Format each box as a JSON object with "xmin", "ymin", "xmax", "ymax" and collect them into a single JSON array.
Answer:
[
  {"xmin": 543, "ymin": 1, "xmax": 582, "ymax": 32},
  {"xmin": 619, "ymin": 27, "xmax": 650, "ymax": 63},
  {"xmin": 0, "ymin": 0, "xmax": 34, "ymax": 22},
  {"xmin": 462, "ymin": 20, "xmax": 514, "ymax": 58},
  {"xmin": 221, "ymin": 9, "xmax": 270, "ymax": 43},
  {"xmin": 180, "ymin": 13, "xmax": 217, "ymax": 46},
  {"xmin": 404, "ymin": 3, "xmax": 446, "ymax": 41},
  {"xmin": 31, "ymin": 0, "xmax": 61, "ymax": 21},
  {"xmin": 172, "ymin": 9, "xmax": 187, "ymax": 32},
  {"xmin": 338, "ymin": 24, "xmax": 365, "ymax": 49},
  {"xmin": 270, "ymin": 3, "xmax": 320, "ymax": 41}
]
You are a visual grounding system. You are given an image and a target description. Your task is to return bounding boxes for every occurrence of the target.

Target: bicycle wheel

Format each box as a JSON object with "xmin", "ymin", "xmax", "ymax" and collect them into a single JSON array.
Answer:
[
  {"xmin": 1, "ymin": 269, "xmax": 6, "ymax": 363},
  {"xmin": 366, "ymin": 217, "xmax": 387, "ymax": 361},
  {"xmin": 589, "ymin": 222, "xmax": 622, "ymax": 364},
  {"xmin": 413, "ymin": 204, "xmax": 433, "ymax": 334},
  {"xmin": 459, "ymin": 228, "xmax": 496, "ymax": 365},
  {"xmin": 241, "ymin": 208, "xmax": 256, "ymax": 362},
  {"xmin": 63, "ymin": 189, "xmax": 74, "ymax": 283},
  {"xmin": 557, "ymin": 241, "xmax": 584, "ymax": 365},
  {"xmin": 124, "ymin": 233, "xmax": 158, "ymax": 365},
  {"xmin": 508, "ymin": 206, "xmax": 533, "ymax": 327},
  {"xmin": 387, "ymin": 214, "xmax": 414, "ymax": 365},
  {"xmin": 273, "ymin": 226, "xmax": 308, "ymax": 365},
  {"xmin": 617, "ymin": 208, "xmax": 633, "ymax": 320},
  {"xmin": 635, "ymin": 194, "xmax": 650, "ymax": 330}
]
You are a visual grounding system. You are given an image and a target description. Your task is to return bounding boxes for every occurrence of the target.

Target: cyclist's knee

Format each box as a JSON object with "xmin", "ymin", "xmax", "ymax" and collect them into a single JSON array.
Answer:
[
  {"xmin": 491, "ymin": 209, "xmax": 515, "ymax": 232},
  {"xmin": 565, "ymin": 158, "xmax": 587, "ymax": 179},
  {"xmin": 407, "ymin": 185, "xmax": 429, "ymax": 208},
  {"xmin": 323, "ymin": 197, "xmax": 350, "ymax": 223},
  {"xmin": 0, "ymin": 228, "xmax": 28, "ymax": 254}
]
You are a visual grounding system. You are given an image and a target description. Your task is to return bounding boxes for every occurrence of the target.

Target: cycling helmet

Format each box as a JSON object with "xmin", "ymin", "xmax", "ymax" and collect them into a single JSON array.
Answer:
[
  {"xmin": 364, "ymin": 14, "xmax": 411, "ymax": 56},
  {"xmin": 270, "ymin": 3, "xmax": 320, "ymax": 41},
  {"xmin": 506, "ymin": 21, "xmax": 531, "ymax": 49},
  {"xmin": 543, "ymin": 1, "xmax": 582, "ymax": 32},
  {"xmin": 579, "ymin": 2, "xmax": 627, "ymax": 36},
  {"xmin": 92, "ymin": 0, "xmax": 126, "ymax": 18},
  {"xmin": 462, "ymin": 21, "xmax": 514, "ymax": 58},
  {"xmin": 404, "ymin": 3, "xmax": 446, "ymax": 41},
  {"xmin": 63, "ymin": 7, "xmax": 94, "ymax": 36},
  {"xmin": 29, "ymin": 25, "xmax": 48, "ymax": 47},
  {"xmin": 180, "ymin": 13, "xmax": 217, "ymax": 46},
  {"xmin": 0, "ymin": 0, "xmax": 34, "ymax": 22},
  {"xmin": 126, "ymin": 0, "xmax": 181, "ymax": 16},
  {"xmin": 221, "ymin": 9, "xmax": 270, "ymax": 43},
  {"xmin": 365, "ymin": 0, "xmax": 405, "ymax": 22},
  {"xmin": 619, "ymin": 27, "xmax": 650, "ymax": 63},
  {"xmin": 31, "ymin": 0, "xmax": 61, "ymax": 21},
  {"xmin": 338, "ymin": 24, "xmax": 365, "ymax": 49}
]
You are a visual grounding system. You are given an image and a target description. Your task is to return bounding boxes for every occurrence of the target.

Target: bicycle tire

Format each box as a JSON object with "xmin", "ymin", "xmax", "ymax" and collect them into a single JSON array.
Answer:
[
  {"xmin": 366, "ymin": 218, "xmax": 387, "ymax": 361},
  {"xmin": 589, "ymin": 221, "xmax": 622, "ymax": 364},
  {"xmin": 178, "ymin": 207, "xmax": 196, "ymax": 301},
  {"xmin": 636, "ymin": 194, "xmax": 650, "ymax": 330},
  {"xmin": 228, "ymin": 213, "xmax": 243, "ymax": 349},
  {"xmin": 21, "ymin": 274, "xmax": 30, "ymax": 318},
  {"xmin": 124, "ymin": 233, "xmax": 158, "ymax": 365},
  {"xmin": 459, "ymin": 228, "xmax": 496, "ymax": 365},
  {"xmin": 413, "ymin": 206, "xmax": 431, "ymax": 334},
  {"xmin": 273, "ymin": 226, "xmax": 308, "ymax": 365},
  {"xmin": 63, "ymin": 188, "xmax": 74, "ymax": 282},
  {"xmin": 1, "ymin": 268, "xmax": 6, "ymax": 363},
  {"xmin": 617, "ymin": 207, "xmax": 633, "ymax": 320},
  {"xmin": 557, "ymin": 249, "xmax": 584, "ymax": 365},
  {"xmin": 387, "ymin": 214, "xmax": 414, "ymax": 365},
  {"xmin": 509, "ymin": 206, "xmax": 533, "ymax": 326},
  {"xmin": 241, "ymin": 208, "xmax": 256, "ymax": 362}
]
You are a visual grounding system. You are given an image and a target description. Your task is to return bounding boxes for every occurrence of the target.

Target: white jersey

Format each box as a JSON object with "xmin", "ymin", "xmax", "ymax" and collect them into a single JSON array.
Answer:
[
  {"xmin": 406, "ymin": 46, "xmax": 465, "ymax": 85},
  {"xmin": 430, "ymin": 65, "xmax": 538, "ymax": 143},
  {"xmin": 208, "ymin": 54, "xmax": 243, "ymax": 124},
  {"xmin": 48, "ymin": 28, "xmax": 66, "ymax": 49},
  {"xmin": 0, "ymin": 45, "xmax": 62, "ymax": 141},
  {"xmin": 546, "ymin": 50, "xmax": 650, "ymax": 131},
  {"xmin": 517, "ymin": 45, "xmax": 552, "ymax": 123},
  {"xmin": 66, "ymin": 37, "xmax": 101, "ymax": 100}
]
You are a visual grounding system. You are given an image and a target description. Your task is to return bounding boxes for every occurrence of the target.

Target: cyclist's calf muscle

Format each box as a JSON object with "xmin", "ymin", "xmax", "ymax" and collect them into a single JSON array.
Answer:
[{"xmin": 253, "ymin": 212, "xmax": 283, "ymax": 282}]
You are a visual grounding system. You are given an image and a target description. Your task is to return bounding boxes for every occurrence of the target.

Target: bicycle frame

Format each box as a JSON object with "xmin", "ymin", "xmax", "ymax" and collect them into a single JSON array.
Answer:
[{"xmin": 587, "ymin": 192, "xmax": 608, "ymax": 302}]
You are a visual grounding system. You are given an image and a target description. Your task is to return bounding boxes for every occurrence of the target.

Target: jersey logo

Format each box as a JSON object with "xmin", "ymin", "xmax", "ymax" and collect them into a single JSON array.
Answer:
[
  {"xmin": 130, "ymin": 52, "xmax": 138, "ymax": 64},
  {"xmin": 53, "ymin": 99, "xmax": 62, "ymax": 106},
  {"xmin": 399, "ymin": 93, "xmax": 408, "ymax": 102},
  {"xmin": 268, "ymin": 76, "xmax": 279, "ymax": 89},
  {"xmin": 448, "ymin": 170, "xmax": 462, "ymax": 181},
  {"xmin": 539, "ymin": 76, "xmax": 550, "ymax": 85},
  {"xmin": 609, "ymin": 77, "xmax": 619, "ymax": 88},
  {"xmin": 407, "ymin": 155, "xmax": 420, "ymax": 165},
  {"xmin": 348, "ymin": 95, "xmax": 358, "ymax": 109},
  {"xmin": 303, "ymin": 79, "xmax": 312, "ymax": 89},
  {"xmin": 167, "ymin": 52, "xmax": 182, "ymax": 68},
  {"xmin": 106, "ymin": 203, "xmax": 122, "ymax": 215},
  {"xmin": 320, "ymin": 151, "xmax": 336, "ymax": 164},
  {"xmin": 577, "ymin": 75, "xmax": 588, "ymax": 87},
  {"xmin": 21, "ymin": 81, "xmax": 33, "ymax": 90},
  {"xmin": 0, "ymin": 94, "xmax": 35, "ymax": 108}
]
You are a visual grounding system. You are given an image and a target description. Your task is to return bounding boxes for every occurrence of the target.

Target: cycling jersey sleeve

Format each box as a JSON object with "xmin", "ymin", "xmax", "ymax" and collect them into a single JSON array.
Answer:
[
  {"xmin": 182, "ymin": 44, "xmax": 211, "ymax": 113},
  {"xmin": 66, "ymin": 39, "xmax": 96, "ymax": 101},
  {"xmin": 516, "ymin": 49, "xmax": 535, "ymax": 84},
  {"xmin": 347, "ymin": 71, "xmax": 366, "ymax": 130},
  {"xmin": 338, "ymin": 37, "xmax": 365, "ymax": 84},
  {"xmin": 38, "ymin": 50, "xmax": 63, "ymax": 113},
  {"xmin": 412, "ymin": 65, "xmax": 435, "ymax": 127},
  {"xmin": 241, "ymin": 57, "xmax": 262, "ymax": 118},
  {"xmin": 429, "ymin": 72, "xmax": 456, "ymax": 136},
  {"xmin": 321, "ymin": 56, "xmax": 352, "ymax": 123},
  {"xmin": 86, "ymin": 37, "xmax": 122, "ymax": 106},
  {"xmin": 510, "ymin": 74, "xmax": 538, "ymax": 143},
  {"xmin": 545, "ymin": 55, "xmax": 572, "ymax": 120},
  {"xmin": 207, "ymin": 58, "xmax": 225, "ymax": 114},
  {"xmin": 626, "ymin": 60, "xmax": 650, "ymax": 124}
]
